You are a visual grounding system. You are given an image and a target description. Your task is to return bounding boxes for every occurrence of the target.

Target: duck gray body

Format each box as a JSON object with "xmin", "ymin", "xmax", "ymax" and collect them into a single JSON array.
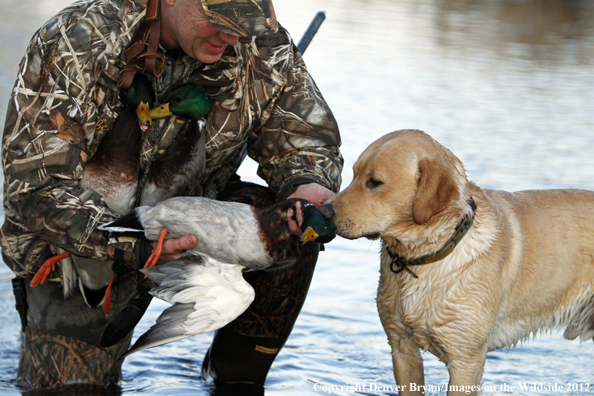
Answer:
[
  {"xmin": 139, "ymin": 197, "xmax": 277, "ymax": 270},
  {"xmin": 101, "ymin": 196, "xmax": 300, "ymax": 271}
]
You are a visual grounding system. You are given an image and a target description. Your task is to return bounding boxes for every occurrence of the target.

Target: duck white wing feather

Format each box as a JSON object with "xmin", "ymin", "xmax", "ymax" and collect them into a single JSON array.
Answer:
[{"xmin": 125, "ymin": 252, "xmax": 255, "ymax": 355}]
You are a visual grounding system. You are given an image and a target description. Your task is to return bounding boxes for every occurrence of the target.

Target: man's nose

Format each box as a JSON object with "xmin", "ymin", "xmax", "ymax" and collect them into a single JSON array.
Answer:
[
  {"xmin": 219, "ymin": 32, "xmax": 239, "ymax": 46},
  {"xmin": 318, "ymin": 204, "xmax": 334, "ymax": 220}
]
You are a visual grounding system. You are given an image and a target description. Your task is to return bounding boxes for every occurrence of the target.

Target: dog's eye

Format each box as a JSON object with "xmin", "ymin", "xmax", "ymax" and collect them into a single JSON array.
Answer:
[{"xmin": 366, "ymin": 178, "xmax": 383, "ymax": 190}]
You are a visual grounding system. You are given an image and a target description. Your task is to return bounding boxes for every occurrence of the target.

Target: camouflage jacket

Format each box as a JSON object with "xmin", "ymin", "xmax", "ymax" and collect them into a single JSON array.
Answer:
[{"xmin": 1, "ymin": 0, "xmax": 342, "ymax": 279}]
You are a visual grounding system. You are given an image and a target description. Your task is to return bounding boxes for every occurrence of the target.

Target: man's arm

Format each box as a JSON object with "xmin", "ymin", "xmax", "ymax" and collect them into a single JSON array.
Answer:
[
  {"xmin": 246, "ymin": 33, "xmax": 344, "ymax": 203},
  {"xmin": 245, "ymin": 30, "xmax": 343, "ymax": 236}
]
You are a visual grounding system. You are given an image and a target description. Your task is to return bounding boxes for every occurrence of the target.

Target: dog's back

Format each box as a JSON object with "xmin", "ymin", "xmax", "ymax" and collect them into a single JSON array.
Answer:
[{"xmin": 484, "ymin": 188, "xmax": 594, "ymax": 349}]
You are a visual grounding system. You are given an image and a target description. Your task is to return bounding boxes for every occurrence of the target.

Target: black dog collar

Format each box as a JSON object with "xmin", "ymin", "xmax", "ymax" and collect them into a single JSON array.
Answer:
[{"xmin": 388, "ymin": 198, "xmax": 477, "ymax": 278}]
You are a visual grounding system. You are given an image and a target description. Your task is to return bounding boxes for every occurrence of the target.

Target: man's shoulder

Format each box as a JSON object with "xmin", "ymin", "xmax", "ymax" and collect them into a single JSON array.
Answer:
[
  {"xmin": 234, "ymin": 24, "xmax": 296, "ymax": 78},
  {"xmin": 36, "ymin": 0, "xmax": 148, "ymax": 47}
]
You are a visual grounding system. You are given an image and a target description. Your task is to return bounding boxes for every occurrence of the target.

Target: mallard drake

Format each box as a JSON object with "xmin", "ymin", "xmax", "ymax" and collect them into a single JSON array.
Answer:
[
  {"xmin": 300, "ymin": 201, "xmax": 338, "ymax": 244},
  {"xmin": 139, "ymin": 118, "xmax": 206, "ymax": 206},
  {"xmin": 31, "ymin": 105, "xmax": 147, "ymax": 305},
  {"xmin": 149, "ymin": 83, "xmax": 211, "ymax": 122},
  {"xmin": 30, "ymin": 78, "xmax": 211, "ymax": 313},
  {"xmin": 97, "ymin": 196, "xmax": 336, "ymax": 354},
  {"xmin": 120, "ymin": 73, "xmax": 155, "ymax": 132},
  {"xmin": 120, "ymin": 75, "xmax": 212, "ymax": 130}
]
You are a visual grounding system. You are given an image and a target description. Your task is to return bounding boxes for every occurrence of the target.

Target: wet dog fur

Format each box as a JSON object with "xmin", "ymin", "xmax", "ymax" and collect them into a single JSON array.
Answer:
[{"xmin": 322, "ymin": 130, "xmax": 594, "ymax": 396}]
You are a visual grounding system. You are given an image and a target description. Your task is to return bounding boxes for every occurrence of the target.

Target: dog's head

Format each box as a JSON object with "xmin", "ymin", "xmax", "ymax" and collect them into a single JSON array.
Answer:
[{"xmin": 320, "ymin": 130, "xmax": 471, "ymax": 244}]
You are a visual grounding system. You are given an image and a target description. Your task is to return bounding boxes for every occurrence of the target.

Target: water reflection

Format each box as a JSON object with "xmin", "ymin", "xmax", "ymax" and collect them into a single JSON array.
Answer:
[
  {"xmin": 0, "ymin": 0, "xmax": 593, "ymax": 395},
  {"xmin": 433, "ymin": 0, "xmax": 594, "ymax": 64},
  {"xmin": 19, "ymin": 383, "xmax": 122, "ymax": 396}
]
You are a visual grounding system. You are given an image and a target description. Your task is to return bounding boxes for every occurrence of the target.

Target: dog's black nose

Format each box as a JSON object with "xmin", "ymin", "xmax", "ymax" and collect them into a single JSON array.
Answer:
[{"xmin": 318, "ymin": 204, "xmax": 334, "ymax": 220}]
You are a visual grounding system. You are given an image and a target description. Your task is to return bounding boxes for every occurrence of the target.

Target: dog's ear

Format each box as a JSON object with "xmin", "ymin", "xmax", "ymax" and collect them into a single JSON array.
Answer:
[{"xmin": 412, "ymin": 158, "xmax": 460, "ymax": 225}]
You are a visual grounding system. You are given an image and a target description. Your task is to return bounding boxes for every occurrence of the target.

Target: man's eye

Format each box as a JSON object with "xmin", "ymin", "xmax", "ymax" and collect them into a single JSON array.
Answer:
[{"xmin": 366, "ymin": 178, "xmax": 383, "ymax": 190}]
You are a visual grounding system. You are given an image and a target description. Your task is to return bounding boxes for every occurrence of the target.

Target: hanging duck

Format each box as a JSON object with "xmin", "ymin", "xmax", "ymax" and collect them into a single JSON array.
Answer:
[
  {"xmin": 97, "ymin": 196, "xmax": 336, "ymax": 354},
  {"xmin": 119, "ymin": 73, "xmax": 155, "ymax": 132},
  {"xmin": 30, "ymin": 75, "xmax": 212, "ymax": 313}
]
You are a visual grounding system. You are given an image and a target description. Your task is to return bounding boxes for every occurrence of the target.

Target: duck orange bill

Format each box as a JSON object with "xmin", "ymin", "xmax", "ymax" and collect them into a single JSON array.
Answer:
[
  {"xmin": 136, "ymin": 101, "xmax": 152, "ymax": 132},
  {"xmin": 149, "ymin": 103, "xmax": 172, "ymax": 119},
  {"xmin": 298, "ymin": 226, "xmax": 319, "ymax": 245}
]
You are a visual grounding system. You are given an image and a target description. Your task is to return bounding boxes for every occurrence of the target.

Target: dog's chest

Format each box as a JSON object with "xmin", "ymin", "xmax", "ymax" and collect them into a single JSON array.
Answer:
[{"xmin": 377, "ymin": 257, "xmax": 452, "ymax": 353}]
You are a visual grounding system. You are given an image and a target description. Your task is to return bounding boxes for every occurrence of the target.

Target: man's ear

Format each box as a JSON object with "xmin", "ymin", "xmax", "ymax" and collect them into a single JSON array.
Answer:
[{"xmin": 412, "ymin": 158, "xmax": 459, "ymax": 225}]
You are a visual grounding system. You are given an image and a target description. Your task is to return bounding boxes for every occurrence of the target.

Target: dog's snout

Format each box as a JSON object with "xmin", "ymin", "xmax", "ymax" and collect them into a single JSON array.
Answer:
[{"xmin": 318, "ymin": 203, "xmax": 334, "ymax": 220}]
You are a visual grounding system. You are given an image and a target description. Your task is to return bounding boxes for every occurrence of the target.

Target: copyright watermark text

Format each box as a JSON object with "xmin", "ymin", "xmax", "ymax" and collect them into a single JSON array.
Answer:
[{"xmin": 312, "ymin": 382, "xmax": 592, "ymax": 394}]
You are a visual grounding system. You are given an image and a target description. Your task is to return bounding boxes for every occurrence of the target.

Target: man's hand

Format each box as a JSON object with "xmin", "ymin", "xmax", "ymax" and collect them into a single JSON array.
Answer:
[
  {"xmin": 151, "ymin": 234, "xmax": 197, "ymax": 265},
  {"xmin": 286, "ymin": 183, "xmax": 335, "ymax": 236}
]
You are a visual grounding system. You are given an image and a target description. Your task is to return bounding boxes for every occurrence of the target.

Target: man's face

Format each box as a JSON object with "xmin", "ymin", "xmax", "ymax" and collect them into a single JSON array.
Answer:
[{"xmin": 162, "ymin": 0, "xmax": 239, "ymax": 64}]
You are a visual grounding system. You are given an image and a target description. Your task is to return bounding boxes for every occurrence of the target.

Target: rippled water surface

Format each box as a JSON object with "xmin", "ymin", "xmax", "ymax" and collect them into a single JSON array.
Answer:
[{"xmin": 1, "ymin": 0, "xmax": 594, "ymax": 395}]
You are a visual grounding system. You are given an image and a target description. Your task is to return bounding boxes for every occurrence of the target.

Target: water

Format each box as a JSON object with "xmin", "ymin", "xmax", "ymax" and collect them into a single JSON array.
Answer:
[{"xmin": 1, "ymin": 0, "xmax": 593, "ymax": 395}]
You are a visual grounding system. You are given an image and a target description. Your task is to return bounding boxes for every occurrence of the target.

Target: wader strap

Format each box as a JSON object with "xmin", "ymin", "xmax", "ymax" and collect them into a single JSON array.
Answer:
[
  {"xmin": 145, "ymin": 0, "xmax": 159, "ymax": 22},
  {"xmin": 11, "ymin": 277, "xmax": 28, "ymax": 330},
  {"xmin": 118, "ymin": 0, "xmax": 164, "ymax": 90}
]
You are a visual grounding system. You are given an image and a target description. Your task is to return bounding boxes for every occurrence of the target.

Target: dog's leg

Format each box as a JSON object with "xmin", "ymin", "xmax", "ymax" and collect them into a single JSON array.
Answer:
[
  {"xmin": 389, "ymin": 338, "xmax": 425, "ymax": 396},
  {"xmin": 445, "ymin": 350, "xmax": 486, "ymax": 396}
]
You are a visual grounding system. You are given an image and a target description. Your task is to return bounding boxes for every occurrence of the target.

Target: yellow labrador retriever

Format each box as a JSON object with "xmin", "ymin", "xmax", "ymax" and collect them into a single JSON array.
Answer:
[{"xmin": 319, "ymin": 130, "xmax": 594, "ymax": 396}]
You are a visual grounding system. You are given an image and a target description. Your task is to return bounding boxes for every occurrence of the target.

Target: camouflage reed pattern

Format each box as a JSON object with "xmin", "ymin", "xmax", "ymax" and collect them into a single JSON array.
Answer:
[
  {"xmin": 2, "ymin": 0, "xmax": 341, "ymax": 387},
  {"xmin": 200, "ymin": 0, "xmax": 278, "ymax": 37},
  {"xmin": 1, "ymin": 0, "xmax": 342, "ymax": 280},
  {"xmin": 18, "ymin": 327, "xmax": 120, "ymax": 387}
]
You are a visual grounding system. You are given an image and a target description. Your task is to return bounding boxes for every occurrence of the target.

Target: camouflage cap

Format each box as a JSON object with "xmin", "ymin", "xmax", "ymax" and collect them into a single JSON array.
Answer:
[{"xmin": 200, "ymin": 0, "xmax": 278, "ymax": 37}]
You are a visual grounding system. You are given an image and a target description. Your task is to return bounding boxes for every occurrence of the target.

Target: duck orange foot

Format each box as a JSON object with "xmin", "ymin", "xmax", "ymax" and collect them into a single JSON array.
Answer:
[
  {"xmin": 143, "ymin": 228, "xmax": 168, "ymax": 269},
  {"xmin": 104, "ymin": 276, "xmax": 115, "ymax": 314},
  {"xmin": 104, "ymin": 227, "xmax": 167, "ymax": 314},
  {"xmin": 30, "ymin": 252, "xmax": 72, "ymax": 287}
]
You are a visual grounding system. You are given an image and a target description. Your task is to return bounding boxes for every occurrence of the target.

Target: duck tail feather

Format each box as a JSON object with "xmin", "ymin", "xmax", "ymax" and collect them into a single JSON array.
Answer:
[{"xmin": 97, "ymin": 210, "xmax": 144, "ymax": 233}]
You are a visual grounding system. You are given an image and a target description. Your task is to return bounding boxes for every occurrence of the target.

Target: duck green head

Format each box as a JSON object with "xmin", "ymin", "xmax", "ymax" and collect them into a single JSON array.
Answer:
[
  {"xmin": 149, "ymin": 83, "xmax": 211, "ymax": 121},
  {"xmin": 298, "ymin": 202, "xmax": 337, "ymax": 245},
  {"xmin": 120, "ymin": 74, "xmax": 155, "ymax": 109},
  {"xmin": 120, "ymin": 74, "xmax": 155, "ymax": 132}
]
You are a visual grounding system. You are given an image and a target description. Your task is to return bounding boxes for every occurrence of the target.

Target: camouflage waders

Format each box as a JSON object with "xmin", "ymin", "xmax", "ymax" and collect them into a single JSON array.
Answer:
[{"xmin": 15, "ymin": 271, "xmax": 140, "ymax": 388}]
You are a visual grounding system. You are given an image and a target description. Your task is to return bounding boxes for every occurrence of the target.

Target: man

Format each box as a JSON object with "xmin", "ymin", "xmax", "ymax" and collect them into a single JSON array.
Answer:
[{"xmin": 1, "ymin": 0, "xmax": 342, "ymax": 389}]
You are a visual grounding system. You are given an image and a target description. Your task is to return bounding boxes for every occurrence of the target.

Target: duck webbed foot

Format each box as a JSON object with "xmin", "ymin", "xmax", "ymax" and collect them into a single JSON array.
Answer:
[
  {"xmin": 144, "ymin": 228, "xmax": 168, "ymax": 268},
  {"xmin": 30, "ymin": 252, "xmax": 72, "ymax": 287}
]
